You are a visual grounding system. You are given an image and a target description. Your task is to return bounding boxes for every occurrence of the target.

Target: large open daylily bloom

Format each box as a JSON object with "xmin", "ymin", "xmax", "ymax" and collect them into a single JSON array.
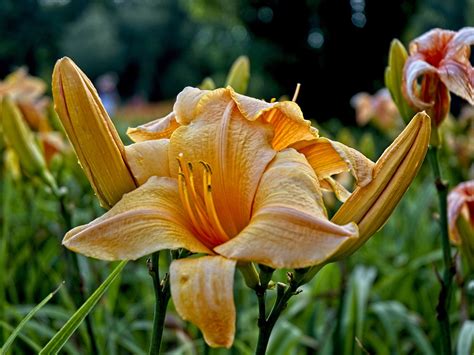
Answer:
[
  {"xmin": 403, "ymin": 27, "xmax": 474, "ymax": 126},
  {"xmin": 448, "ymin": 180, "xmax": 474, "ymax": 269},
  {"xmin": 53, "ymin": 57, "xmax": 430, "ymax": 348}
]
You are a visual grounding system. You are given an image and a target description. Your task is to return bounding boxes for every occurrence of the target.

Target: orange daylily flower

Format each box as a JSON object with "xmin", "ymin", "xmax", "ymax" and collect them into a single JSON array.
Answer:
[
  {"xmin": 448, "ymin": 180, "xmax": 474, "ymax": 268},
  {"xmin": 53, "ymin": 58, "xmax": 430, "ymax": 348},
  {"xmin": 403, "ymin": 27, "xmax": 474, "ymax": 126}
]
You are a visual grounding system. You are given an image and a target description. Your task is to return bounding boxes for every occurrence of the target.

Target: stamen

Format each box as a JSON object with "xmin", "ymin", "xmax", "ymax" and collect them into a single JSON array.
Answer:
[
  {"xmin": 292, "ymin": 83, "xmax": 301, "ymax": 102},
  {"xmin": 201, "ymin": 162, "xmax": 230, "ymax": 243},
  {"xmin": 177, "ymin": 158, "xmax": 218, "ymax": 247}
]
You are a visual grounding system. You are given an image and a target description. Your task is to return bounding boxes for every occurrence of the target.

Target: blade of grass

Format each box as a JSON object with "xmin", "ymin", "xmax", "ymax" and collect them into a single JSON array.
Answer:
[
  {"xmin": 0, "ymin": 321, "xmax": 42, "ymax": 353},
  {"xmin": 0, "ymin": 282, "xmax": 63, "ymax": 354},
  {"xmin": 39, "ymin": 261, "xmax": 127, "ymax": 354}
]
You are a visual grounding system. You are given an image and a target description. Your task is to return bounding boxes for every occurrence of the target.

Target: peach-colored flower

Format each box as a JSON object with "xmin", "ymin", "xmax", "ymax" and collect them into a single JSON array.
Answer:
[
  {"xmin": 403, "ymin": 27, "xmax": 474, "ymax": 126},
  {"xmin": 0, "ymin": 67, "xmax": 51, "ymax": 132},
  {"xmin": 351, "ymin": 89, "xmax": 401, "ymax": 134},
  {"xmin": 53, "ymin": 57, "xmax": 430, "ymax": 348}
]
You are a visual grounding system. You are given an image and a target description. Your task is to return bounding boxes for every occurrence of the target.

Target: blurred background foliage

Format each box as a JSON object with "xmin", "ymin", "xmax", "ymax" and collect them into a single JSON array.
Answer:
[{"xmin": 1, "ymin": 0, "xmax": 473, "ymax": 122}]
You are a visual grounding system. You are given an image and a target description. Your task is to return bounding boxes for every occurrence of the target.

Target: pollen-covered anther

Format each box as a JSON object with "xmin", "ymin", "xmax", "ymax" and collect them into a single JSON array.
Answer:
[
  {"xmin": 176, "ymin": 155, "xmax": 229, "ymax": 248},
  {"xmin": 200, "ymin": 161, "xmax": 230, "ymax": 244}
]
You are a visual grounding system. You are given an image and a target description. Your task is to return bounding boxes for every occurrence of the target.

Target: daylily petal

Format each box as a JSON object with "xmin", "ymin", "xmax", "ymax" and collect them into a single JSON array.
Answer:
[
  {"xmin": 170, "ymin": 256, "xmax": 236, "ymax": 348},
  {"xmin": 403, "ymin": 56, "xmax": 438, "ymax": 108},
  {"xmin": 320, "ymin": 177, "xmax": 351, "ymax": 202},
  {"xmin": 63, "ymin": 176, "xmax": 211, "ymax": 260},
  {"xmin": 229, "ymin": 88, "xmax": 318, "ymax": 150},
  {"xmin": 445, "ymin": 27, "xmax": 474, "ymax": 57},
  {"xmin": 438, "ymin": 59, "xmax": 474, "ymax": 105},
  {"xmin": 173, "ymin": 86, "xmax": 219, "ymax": 125},
  {"xmin": 169, "ymin": 88, "xmax": 276, "ymax": 238},
  {"xmin": 125, "ymin": 139, "xmax": 170, "ymax": 185},
  {"xmin": 448, "ymin": 180, "xmax": 474, "ymax": 245},
  {"xmin": 127, "ymin": 112, "xmax": 180, "ymax": 142},
  {"xmin": 215, "ymin": 149, "xmax": 359, "ymax": 269},
  {"xmin": 298, "ymin": 137, "xmax": 374, "ymax": 187}
]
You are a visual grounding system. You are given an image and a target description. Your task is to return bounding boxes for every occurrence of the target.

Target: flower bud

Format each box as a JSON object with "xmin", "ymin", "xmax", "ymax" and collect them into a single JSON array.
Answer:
[
  {"xmin": 385, "ymin": 39, "xmax": 415, "ymax": 123},
  {"xmin": 1, "ymin": 96, "xmax": 56, "ymax": 189},
  {"xmin": 331, "ymin": 112, "xmax": 431, "ymax": 258},
  {"xmin": 199, "ymin": 77, "xmax": 216, "ymax": 90},
  {"xmin": 52, "ymin": 57, "xmax": 137, "ymax": 208},
  {"xmin": 225, "ymin": 56, "xmax": 250, "ymax": 94}
]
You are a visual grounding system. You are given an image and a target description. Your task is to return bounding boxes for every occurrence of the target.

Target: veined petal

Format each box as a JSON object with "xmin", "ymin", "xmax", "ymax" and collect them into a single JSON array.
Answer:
[
  {"xmin": 438, "ymin": 59, "xmax": 474, "ymax": 105},
  {"xmin": 169, "ymin": 89, "xmax": 276, "ymax": 237},
  {"xmin": 170, "ymin": 256, "xmax": 236, "ymax": 348},
  {"xmin": 173, "ymin": 86, "xmax": 220, "ymax": 125},
  {"xmin": 320, "ymin": 177, "xmax": 351, "ymax": 202},
  {"xmin": 403, "ymin": 57, "xmax": 438, "ymax": 108},
  {"xmin": 63, "ymin": 177, "xmax": 210, "ymax": 260},
  {"xmin": 448, "ymin": 180, "xmax": 474, "ymax": 245},
  {"xmin": 298, "ymin": 137, "xmax": 374, "ymax": 187},
  {"xmin": 125, "ymin": 139, "xmax": 171, "ymax": 185},
  {"xmin": 446, "ymin": 27, "xmax": 474, "ymax": 57},
  {"xmin": 229, "ymin": 88, "xmax": 318, "ymax": 150},
  {"xmin": 127, "ymin": 112, "xmax": 180, "ymax": 142},
  {"xmin": 215, "ymin": 149, "xmax": 358, "ymax": 269}
]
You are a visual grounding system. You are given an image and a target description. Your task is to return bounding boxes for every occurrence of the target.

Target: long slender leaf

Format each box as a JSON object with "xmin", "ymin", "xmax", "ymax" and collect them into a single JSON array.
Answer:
[
  {"xmin": 0, "ymin": 283, "xmax": 63, "ymax": 354},
  {"xmin": 457, "ymin": 321, "xmax": 474, "ymax": 355},
  {"xmin": 0, "ymin": 321, "xmax": 42, "ymax": 353},
  {"xmin": 40, "ymin": 261, "xmax": 127, "ymax": 354}
]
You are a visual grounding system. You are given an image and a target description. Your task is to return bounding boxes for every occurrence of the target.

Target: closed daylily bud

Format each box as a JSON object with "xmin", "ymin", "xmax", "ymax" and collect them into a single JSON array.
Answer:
[
  {"xmin": 225, "ymin": 56, "xmax": 250, "ymax": 94},
  {"xmin": 385, "ymin": 39, "xmax": 415, "ymax": 123},
  {"xmin": 4, "ymin": 148, "xmax": 21, "ymax": 181},
  {"xmin": 331, "ymin": 112, "xmax": 430, "ymax": 258},
  {"xmin": 199, "ymin": 77, "xmax": 216, "ymax": 91},
  {"xmin": 2, "ymin": 96, "xmax": 57, "ymax": 189},
  {"xmin": 52, "ymin": 57, "xmax": 137, "ymax": 208}
]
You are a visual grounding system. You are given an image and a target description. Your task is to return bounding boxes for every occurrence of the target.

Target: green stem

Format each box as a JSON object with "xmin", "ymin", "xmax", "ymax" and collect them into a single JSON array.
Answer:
[
  {"xmin": 332, "ymin": 261, "xmax": 348, "ymax": 354},
  {"xmin": 0, "ymin": 166, "xmax": 14, "ymax": 343},
  {"xmin": 148, "ymin": 251, "xmax": 171, "ymax": 355},
  {"xmin": 428, "ymin": 146, "xmax": 454, "ymax": 355},
  {"xmin": 255, "ymin": 269, "xmax": 301, "ymax": 355},
  {"xmin": 57, "ymin": 192, "xmax": 99, "ymax": 354}
]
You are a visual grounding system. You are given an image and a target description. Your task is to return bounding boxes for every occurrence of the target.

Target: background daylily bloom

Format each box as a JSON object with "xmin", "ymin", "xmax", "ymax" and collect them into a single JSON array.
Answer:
[
  {"xmin": 351, "ymin": 88, "xmax": 402, "ymax": 136},
  {"xmin": 448, "ymin": 180, "xmax": 474, "ymax": 269},
  {"xmin": 403, "ymin": 27, "xmax": 474, "ymax": 126},
  {"xmin": 56, "ymin": 59, "xmax": 429, "ymax": 348}
]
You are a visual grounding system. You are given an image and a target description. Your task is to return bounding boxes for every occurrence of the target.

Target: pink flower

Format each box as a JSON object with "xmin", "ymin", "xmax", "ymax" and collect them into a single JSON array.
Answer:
[{"xmin": 403, "ymin": 28, "xmax": 474, "ymax": 125}]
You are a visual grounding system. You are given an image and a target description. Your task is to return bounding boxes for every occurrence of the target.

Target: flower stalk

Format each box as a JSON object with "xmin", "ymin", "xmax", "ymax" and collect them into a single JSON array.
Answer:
[
  {"xmin": 255, "ymin": 270, "xmax": 302, "ymax": 355},
  {"xmin": 427, "ymin": 145, "xmax": 454, "ymax": 355},
  {"xmin": 148, "ymin": 251, "xmax": 171, "ymax": 355}
]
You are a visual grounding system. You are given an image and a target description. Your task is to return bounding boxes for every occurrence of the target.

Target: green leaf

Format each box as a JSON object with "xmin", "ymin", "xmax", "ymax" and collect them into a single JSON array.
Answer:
[
  {"xmin": 457, "ymin": 321, "xmax": 474, "ymax": 355},
  {"xmin": 39, "ymin": 261, "xmax": 127, "ymax": 354},
  {"xmin": 0, "ymin": 283, "xmax": 63, "ymax": 354}
]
